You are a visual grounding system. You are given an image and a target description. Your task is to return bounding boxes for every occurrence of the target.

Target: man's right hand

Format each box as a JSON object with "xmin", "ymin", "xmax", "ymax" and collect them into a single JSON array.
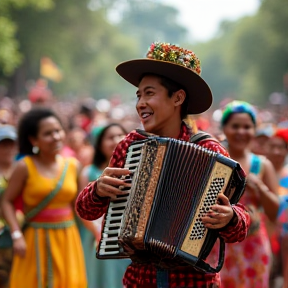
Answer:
[{"xmin": 96, "ymin": 167, "xmax": 131, "ymax": 200}]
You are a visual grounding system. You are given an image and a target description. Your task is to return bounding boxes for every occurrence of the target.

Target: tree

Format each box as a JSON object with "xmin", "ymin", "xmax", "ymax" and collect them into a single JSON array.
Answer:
[
  {"xmin": 190, "ymin": 0, "xmax": 288, "ymax": 107},
  {"xmin": 118, "ymin": 0, "xmax": 188, "ymax": 53},
  {"xmin": 0, "ymin": 0, "xmax": 53, "ymax": 76},
  {"xmin": 1, "ymin": 0, "xmax": 139, "ymax": 99}
]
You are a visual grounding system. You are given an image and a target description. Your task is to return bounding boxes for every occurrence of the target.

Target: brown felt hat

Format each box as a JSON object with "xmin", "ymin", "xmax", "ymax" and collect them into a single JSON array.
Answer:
[{"xmin": 116, "ymin": 42, "xmax": 212, "ymax": 115}]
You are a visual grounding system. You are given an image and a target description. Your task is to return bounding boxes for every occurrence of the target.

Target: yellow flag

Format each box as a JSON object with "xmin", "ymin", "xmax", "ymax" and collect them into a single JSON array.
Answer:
[{"xmin": 40, "ymin": 57, "xmax": 63, "ymax": 82}]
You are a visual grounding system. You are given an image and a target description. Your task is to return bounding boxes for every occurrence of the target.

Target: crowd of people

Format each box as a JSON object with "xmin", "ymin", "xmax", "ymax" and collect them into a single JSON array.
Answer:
[{"xmin": 0, "ymin": 41, "xmax": 287, "ymax": 288}]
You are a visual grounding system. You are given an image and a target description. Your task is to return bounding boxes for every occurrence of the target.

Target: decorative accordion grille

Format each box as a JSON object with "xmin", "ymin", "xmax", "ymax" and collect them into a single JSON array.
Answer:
[{"xmin": 189, "ymin": 177, "xmax": 225, "ymax": 240}]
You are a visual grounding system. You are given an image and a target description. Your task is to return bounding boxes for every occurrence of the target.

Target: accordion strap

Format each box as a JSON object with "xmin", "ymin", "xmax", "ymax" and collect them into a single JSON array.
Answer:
[
  {"xmin": 189, "ymin": 130, "xmax": 214, "ymax": 144},
  {"xmin": 195, "ymin": 237, "xmax": 225, "ymax": 273}
]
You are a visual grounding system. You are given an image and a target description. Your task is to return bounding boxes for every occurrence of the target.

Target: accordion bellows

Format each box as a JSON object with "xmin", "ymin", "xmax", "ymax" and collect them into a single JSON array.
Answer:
[{"xmin": 97, "ymin": 137, "xmax": 246, "ymax": 272}]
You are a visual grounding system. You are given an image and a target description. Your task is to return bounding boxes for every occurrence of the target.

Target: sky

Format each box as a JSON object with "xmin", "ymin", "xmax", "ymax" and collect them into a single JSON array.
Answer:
[{"xmin": 161, "ymin": 0, "xmax": 261, "ymax": 41}]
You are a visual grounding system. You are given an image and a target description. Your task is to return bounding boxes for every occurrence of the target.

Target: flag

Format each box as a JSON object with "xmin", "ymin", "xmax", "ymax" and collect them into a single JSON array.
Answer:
[{"xmin": 40, "ymin": 57, "xmax": 63, "ymax": 82}]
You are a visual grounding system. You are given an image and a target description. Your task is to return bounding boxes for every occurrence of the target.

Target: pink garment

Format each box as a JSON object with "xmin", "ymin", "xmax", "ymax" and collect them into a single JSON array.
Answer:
[
  {"xmin": 220, "ymin": 155, "xmax": 271, "ymax": 288},
  {"xmin": 61, "ymin": 146, "xmax": 76, "ymax": 158},
  {"xmin": 30, "ymin": 207, "xmax": 73, "ymax": 222}
]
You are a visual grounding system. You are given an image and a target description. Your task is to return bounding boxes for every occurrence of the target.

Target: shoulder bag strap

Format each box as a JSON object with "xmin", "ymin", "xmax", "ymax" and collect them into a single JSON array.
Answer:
[{"xmin": 25, "ymin": 160, "xmax": 69, "ymax": 221}]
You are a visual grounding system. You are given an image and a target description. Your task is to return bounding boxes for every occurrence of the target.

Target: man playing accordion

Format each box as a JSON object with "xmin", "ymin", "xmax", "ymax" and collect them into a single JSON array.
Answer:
[{"xmin": 76, "ymin": 42, "xmax": 251, "ymax": 288}]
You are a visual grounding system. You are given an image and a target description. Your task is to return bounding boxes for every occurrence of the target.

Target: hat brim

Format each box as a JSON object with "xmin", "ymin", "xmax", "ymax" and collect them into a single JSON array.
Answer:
[
  {"xmin": 116, "ymin": 59, "xmax": 212, "ymax": 114},
  {"xmin": 0, "ymin": 136, "xmax": 17, "ymax": 142}
]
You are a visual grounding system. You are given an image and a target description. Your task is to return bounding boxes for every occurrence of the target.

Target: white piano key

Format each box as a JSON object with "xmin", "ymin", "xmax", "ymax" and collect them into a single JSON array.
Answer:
[{"xmin": 99, "ymin": 249, "xmax": 121, "ymax": 255}]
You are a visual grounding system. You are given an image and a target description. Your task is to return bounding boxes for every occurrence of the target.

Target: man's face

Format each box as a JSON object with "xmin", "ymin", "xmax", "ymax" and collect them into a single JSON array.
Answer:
[{"xmin": 136, "ymin": 75, "xmax": 179, "ymax": 136}]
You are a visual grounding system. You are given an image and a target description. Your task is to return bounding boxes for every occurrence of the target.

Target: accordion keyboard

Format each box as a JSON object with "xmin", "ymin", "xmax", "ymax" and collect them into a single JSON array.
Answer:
[{"xmin": 98, "ymin": 140, "xmax": 146, "ymax": 256}]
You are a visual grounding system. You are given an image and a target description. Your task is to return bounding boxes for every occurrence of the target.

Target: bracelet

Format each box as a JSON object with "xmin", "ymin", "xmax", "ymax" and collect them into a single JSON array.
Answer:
[{"xmin": 11, "ymin": 230, "xmax": 23, "ymax": 240}]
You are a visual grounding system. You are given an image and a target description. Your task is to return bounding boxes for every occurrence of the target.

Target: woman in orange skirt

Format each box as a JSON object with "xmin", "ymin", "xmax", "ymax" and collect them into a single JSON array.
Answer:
[{"xmin": 1, "ymin": 108, "xmax": 87, "ymax": 288}]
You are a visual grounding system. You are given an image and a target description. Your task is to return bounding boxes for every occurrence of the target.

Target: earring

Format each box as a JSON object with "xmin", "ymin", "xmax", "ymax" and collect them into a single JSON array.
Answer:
[{"xmin": 32, "ymin": 146, "xmax": 39, "ymax": 154}]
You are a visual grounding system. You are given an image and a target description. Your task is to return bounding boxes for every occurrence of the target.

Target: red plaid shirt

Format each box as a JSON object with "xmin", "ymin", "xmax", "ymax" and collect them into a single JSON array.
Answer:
[{"xmin": 76, "ymin": 123, "xmax": 250, "ymax": 288}]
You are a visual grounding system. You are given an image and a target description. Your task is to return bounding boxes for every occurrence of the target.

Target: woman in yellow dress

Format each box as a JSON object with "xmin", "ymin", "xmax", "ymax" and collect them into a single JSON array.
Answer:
[{"xmin": 1, "ymin": 108, "xmax": 87, "ymax": 288}]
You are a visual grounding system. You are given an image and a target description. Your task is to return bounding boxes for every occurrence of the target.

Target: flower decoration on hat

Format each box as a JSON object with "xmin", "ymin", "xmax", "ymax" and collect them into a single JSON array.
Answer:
[{"xmin": 146, "ymin": 42, "xmax": 201, "ymax": 75}]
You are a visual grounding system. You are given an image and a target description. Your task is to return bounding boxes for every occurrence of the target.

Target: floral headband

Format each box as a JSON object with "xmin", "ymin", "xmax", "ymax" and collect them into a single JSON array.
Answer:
[
  {"xmin": 221, "ymin": 100, "xmax": 257, "ymax": 126},
  {"xmin": 146, "ymin": 42, "xmax": 201, "ymax": 75}
]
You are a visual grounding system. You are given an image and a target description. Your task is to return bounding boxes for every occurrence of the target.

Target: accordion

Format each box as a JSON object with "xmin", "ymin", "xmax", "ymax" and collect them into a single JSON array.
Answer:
[{"xmin": 97, "ymin": 137, "xmax": 246, "ymax": 272}]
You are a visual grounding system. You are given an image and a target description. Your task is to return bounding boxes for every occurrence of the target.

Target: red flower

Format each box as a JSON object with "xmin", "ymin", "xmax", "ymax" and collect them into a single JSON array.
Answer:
[
  {"xmin": 262, "ymin": 254, "xmax": 269, "ymax": 265},
  {"xmin": 222, "ymin": 278, "xmax": 236, "ymax": 288},
  {"xmin": 243, "ymin": 241, "xmax": 255, "ymax": 259},
  {"xmin": 224, "ymin": 255, "xmax": 235, "ymax": 269},
  {"xmin": 246, "ymin": 267, "xmax": 257, "ymax": 278}
]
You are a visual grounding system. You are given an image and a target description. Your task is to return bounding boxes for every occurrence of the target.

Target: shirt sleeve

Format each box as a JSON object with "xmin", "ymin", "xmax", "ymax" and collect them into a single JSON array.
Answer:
[
  {"xmin": 75, "ymin": 136, "xmax": 131, "ymax": 220},
  {"xmin": 75, "ymin": 181, "xmax": 110, "ymax": 220},
  {"xmin": 197, "ymin": 138, "xmax": 250, "ymax": 243}
]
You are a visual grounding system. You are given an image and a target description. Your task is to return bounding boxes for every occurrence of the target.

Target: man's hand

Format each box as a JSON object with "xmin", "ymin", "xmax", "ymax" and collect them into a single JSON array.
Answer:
[
  {"xmin": 201, "ymin": 193, "xmax": 235, "ymax": 229},
  {"xmin": 96, "ymin": 167, "xmax": 131, "ymax": 200}
]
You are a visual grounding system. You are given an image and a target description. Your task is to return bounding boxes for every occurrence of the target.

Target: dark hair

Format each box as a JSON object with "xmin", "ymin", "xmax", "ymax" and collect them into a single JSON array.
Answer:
[
  {"xmin": 92, "ymin": 123, "xmax": 127, "ymax": 167},
  {"xmin": 18, "ymin": 107, "xmax": 63, "ymax": 155},
  {"xmin": 139, "ymin": 73, "xmax": 189, "ymax": 120}
]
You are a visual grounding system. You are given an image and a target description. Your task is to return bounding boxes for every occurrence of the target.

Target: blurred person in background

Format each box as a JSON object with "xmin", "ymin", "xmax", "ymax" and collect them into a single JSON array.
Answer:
[
  {"xmin": 78, "ymin": 123, "xmax": 130, "ymax": 288},
  {"xmin": 27, "ymin": 78, "xmax": 53, "ymax": 106},
  {"xmin": 266, "ymin": 128, "xmax": 288, "ymax": 197},
  {"xmin": 72, "ymin": 100, "xmax": 96, "ymax": 134},
  {"xmin": 0, "ymin": 107, "xmax": 87, "ymax": 288},
  {"xmin": 219, "ymin": 100, "xmax": 279, "ymax": 288},
  {"xmin": 266, "ymin": 128, "xmax": 288, "ymax": 288},
  {"xmin": 250, "ymin": 123, "xmax": 275, "ymax": 156},
  {"xmin": 0, "ymin": 110, "xmax": 14, "ymax": 126},
  {"xmin": 0, "ymin": 97, "xmax": 18, "ymax": 126},
  {"xmin": 64, "ymin": 126, "xmax": 94, "ymax": 167},
  {"xmin": 0, "ymin": 125, "xmax": 19, "ymax": 288}
]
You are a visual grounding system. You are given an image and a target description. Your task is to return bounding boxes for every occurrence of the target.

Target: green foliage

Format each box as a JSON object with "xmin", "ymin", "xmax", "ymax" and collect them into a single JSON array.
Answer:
[
  {"xmin": 192, "ymin": 0, "xmax": 288, "ymax": 107},
  {"xmin": 0, "ymin": 0, "xmax": 287, "ymax": 107},
  {"xmin": 191, "ymin": 38, "xmax": 240, "ymax": 108},
  {"xmin": 2, "ymin": 0, "xmax": 139, "ymax": 99},
  {"xmin": 118, "ymin": 1, "xmax": 188, "ymax": 54},
  {"xmin": 0, "ymin": 0, "xmax": 54, "ymax": 76},
  {"xmin": 0, "ymin": 16, "xmax": 22, "ymax": 75}
]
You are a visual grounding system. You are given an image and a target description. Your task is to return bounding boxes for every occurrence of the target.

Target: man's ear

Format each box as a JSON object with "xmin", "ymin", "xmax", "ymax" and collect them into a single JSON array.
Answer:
[{"xmin": 174, "ymin": 89, "xmax": 186, "ymax": 107}]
